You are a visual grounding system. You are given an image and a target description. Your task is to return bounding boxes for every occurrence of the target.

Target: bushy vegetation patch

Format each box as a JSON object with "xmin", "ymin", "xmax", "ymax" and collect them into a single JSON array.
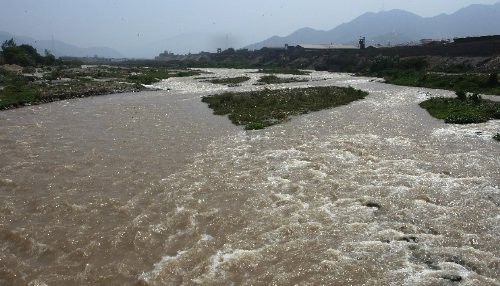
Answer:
[
  {"xmin": 208, "ymin": 76, "xmax": 250, "ymax": 85},
  {"xmin": 257, "ymin": 75, "xmax": 308, "ymax": 85},
  {"xmin": 0, "ymin": 70, "xmax": 40, "ymax": 107},
  {"xmin": 369, "ymin": 57, "xmax": 429, "ymax": 76},
  {"xmin": 419, "ymin": 93, "xmax": 500, "ymax": 124},
  {"xmin": 258, "ymin": 68, "xmax": 310, "ymax": 75},
  {"xmin": 385, "ymin": 71, "xmax": 500, "ymax": 96},
  {"xmin": 368, "ymin": 56, "xmax": 500, "ymax": 96},
  {"xmin": 201, "ymin": 86, "xmax": 368, "ymax": 130},
  {"xmin": 128, "ymin": 69, "xmax": 199, "ymax": 85},
  {"xmin": 1, "ymin": 38, "xmax": 58, "ymax": 66},
  {"xmin": 494, "ymin": 133, "xmax": 500, "ymax": 142}
]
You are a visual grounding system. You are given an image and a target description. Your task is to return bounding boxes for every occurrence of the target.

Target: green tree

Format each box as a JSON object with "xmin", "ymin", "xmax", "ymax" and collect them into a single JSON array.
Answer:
[
  {"xmin": 1, "ymin": 38, "xmax": 16, "ymax": 50},
  {"xmin": 1, "ymin": 39, "xmax": 36, "ymax": 66},
  {"xmin": 1, "ymin": 38, "xmax": 19, "ymax": 64},
  {"xmin": 1, "ymin": 39, "xmax": 57, "ymax": 66},
  {"xmin": 456, "ymin": 90, "xmax": 467, "ymax": 101},
  {"xmin": 43, "ymin": 50, "xmax": 57, "ymax": 65}
]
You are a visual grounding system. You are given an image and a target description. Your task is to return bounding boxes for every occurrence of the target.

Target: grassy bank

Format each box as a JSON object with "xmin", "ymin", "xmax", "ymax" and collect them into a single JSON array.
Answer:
[
  {"xmin": 0, "ymin": 72, "xmax": 145, "ymax": 109},
  {"xmin": 368, "ymin": 56, "xmax": 500, "ymax": 96},
  {"xmin": 208, "ymin": 76, "xmax": 250, "ymax": 85},
  {"xmin": 419, "ymin": 93, "xmax": 500, "ymax": 124},
  {"xmin": 384, "ymin": 71, "xmax": 500, "ymax": 96},
  {"xmin": 202, "ymin": 86, "xmax": 368, "ymax": 130},
  {"xmin": 0, "ymin": 65, "xmax": 199, "ymax": 110}
]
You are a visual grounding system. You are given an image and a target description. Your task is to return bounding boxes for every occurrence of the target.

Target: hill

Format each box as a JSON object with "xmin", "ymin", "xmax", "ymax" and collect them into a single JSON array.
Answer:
[{"xmin": 0, "ymin": 31, "xmax": 123, "ymax": 58}]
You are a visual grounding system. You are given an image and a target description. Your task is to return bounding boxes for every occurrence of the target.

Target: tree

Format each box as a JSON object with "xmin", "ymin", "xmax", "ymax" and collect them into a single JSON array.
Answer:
[
  {"xmin": 43, "ymin": 50, "xmax": 56, "ymax": 65},
  {"xmin": 1, "ymin": 39, "xmax": 35, "ymax": 65},
  {"xmin": 0, "ymin": 39, "xmax": 58, "ymax": 66},
  {"xmin": 1, "ymin": 38, "xmax": 19, "ymax": 64},
  {"xmin": 1, "ymin": 38, "xmax": 16, "ymax": 50}
]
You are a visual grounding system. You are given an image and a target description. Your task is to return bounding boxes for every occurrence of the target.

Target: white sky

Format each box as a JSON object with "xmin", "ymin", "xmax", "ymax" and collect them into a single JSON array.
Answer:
[{"xmin": 1, "ymin": 0, "xmax": 499, "ymax": 56}]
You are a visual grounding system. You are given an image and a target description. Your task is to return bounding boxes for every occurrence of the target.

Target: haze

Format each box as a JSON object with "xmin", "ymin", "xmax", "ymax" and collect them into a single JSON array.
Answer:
[{"xmin": 1, "ymin": 0, "xmax": 498, "ymax": 58}]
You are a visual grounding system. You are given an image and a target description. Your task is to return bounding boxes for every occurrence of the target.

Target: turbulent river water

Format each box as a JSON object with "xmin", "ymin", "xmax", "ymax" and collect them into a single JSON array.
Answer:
[{"xmin": 0, "ymin": 69, "xmax": 499, "ymax": 285}]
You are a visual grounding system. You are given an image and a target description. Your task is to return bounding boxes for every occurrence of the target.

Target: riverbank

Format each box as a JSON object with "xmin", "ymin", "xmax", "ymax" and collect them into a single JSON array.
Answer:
[
  {"xmin": 0, "ymin": 64, "xmax": 200, "ymax": 110},
  {"xmin": 367, "ymin": 56, "xmax": 500, "ymax": 96}
]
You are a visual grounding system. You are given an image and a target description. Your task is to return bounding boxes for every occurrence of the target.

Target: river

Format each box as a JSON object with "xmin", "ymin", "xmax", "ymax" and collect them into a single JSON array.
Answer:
[{"xmin": 0, "ymin": 69, "xmax": 499, "ymax": 285}]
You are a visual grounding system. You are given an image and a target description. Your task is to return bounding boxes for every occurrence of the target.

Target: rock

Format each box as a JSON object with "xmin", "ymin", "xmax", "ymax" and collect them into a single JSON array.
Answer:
[
  {"xmin": 442, "ymin": 274, "xmax": 462, "ymax": 282},
  {"xmin": 363, "ymin": 202, "xmax": 381, "ymax": 209},
  {"xmin": 397, "ymin": 236, "xmax": 418, "ymax": 243}
]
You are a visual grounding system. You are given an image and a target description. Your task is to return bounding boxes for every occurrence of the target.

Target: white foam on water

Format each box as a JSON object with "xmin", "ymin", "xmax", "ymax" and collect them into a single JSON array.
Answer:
[
  {"xmin": 432, "ymin": 120, "xmax": 500, "ymax": 141},
  {"xmin": 138, "ymin": 250, "xmax": 188, "ymax": 284},
  {"xmin": 27, "ymin": 280, "xmax": 49, "ymax": 286},
  {"xmin": 199, "ymin": 246, "xmax": 264, "ymax": 282}
]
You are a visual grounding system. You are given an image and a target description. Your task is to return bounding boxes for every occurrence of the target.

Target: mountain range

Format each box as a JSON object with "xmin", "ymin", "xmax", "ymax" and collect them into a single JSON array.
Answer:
[
  {"xmin": 0, "ymin": 31, "xmax": 123, "ymax": 58},
  {"xmin": 1, "ymin": 2, "xmax": 499, "ymax": 58},
  {"xmin": 245, "ymin": 2, "xmax": 500, "ymax": 50}
]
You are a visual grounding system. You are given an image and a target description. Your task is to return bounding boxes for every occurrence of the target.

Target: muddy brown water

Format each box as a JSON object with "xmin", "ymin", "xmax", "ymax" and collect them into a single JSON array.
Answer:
[{"xmin": 0, "ymin": 69, "xmax": 499, "ymax": 285}]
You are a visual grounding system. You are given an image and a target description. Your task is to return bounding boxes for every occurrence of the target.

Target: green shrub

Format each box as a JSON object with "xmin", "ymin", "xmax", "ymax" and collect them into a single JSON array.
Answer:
[
  {"xmin": 468, "ymin": 93, "xmax": 481, "ymax": 104},
  {"xmin": 456, "ymin": 90, "xmax": 467, "ymax": 101}
]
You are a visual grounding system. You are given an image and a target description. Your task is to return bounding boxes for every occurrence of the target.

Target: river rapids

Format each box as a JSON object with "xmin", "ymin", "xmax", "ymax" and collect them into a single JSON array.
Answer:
[{"xmin": 0, "ymin": 69, "xmax": 499, "ymax": 285}]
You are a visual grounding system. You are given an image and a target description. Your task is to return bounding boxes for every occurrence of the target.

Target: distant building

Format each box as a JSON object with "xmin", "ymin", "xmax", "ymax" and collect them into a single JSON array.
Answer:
[
  {"xmin": 420, "ymin": 39, "xmax": 451, "ymax": 46},
  {"xmin": 292, "ymin": 44, "xmax": 359, "ymax": 51},
  {"xmin": 453, "ymin": 35, "xmax": 500, "ymax": 44},
  {"xmin": 420, "ymin": 39, "xmax": 434, "ymax": 45},
  {"xmin": 262, "ymin": 46, "xmax": 288, "ymax": 50},
  {"xmin": 359, "ymin": 37, "xmax": 366, "ymax": 49}
]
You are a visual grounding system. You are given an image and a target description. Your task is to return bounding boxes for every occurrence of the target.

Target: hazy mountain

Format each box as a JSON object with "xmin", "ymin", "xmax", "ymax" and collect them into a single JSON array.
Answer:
[
  {"xmin": 0, "ymin": 31, "xmax": 123, "ymax": 58},
  {"xmin": 246, "ymin": 2, "xmax": 500, "ymax": 49},
  {"xmin": 125, "ymin": 33, "xmax": 220, "ymax": 58},
  {"xmin": 126, "ymin": 32, "xmax": 246, "ymax": 59}
]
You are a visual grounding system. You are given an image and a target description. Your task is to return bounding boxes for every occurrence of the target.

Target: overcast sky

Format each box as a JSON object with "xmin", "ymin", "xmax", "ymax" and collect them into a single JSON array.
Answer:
[{"xmin": 1, "ymin": 0, "xmax": 499, "ymax": 57}]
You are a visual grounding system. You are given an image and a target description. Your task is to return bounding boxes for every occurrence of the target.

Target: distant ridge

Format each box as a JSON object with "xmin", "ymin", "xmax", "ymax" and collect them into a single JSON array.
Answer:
[
  {"xmin": 246, "ymin": 2, "xmax": 500, "ymax": 50},
  {"xmin": 0, "ymin": 31, "xmax": 123, "ymax": 58}
]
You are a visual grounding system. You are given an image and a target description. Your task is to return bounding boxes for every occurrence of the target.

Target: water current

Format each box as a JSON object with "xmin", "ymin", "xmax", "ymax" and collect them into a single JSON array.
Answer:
[{"xmin": 0, "ymin": 69, "xmax": 499, "ymax": 285}]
